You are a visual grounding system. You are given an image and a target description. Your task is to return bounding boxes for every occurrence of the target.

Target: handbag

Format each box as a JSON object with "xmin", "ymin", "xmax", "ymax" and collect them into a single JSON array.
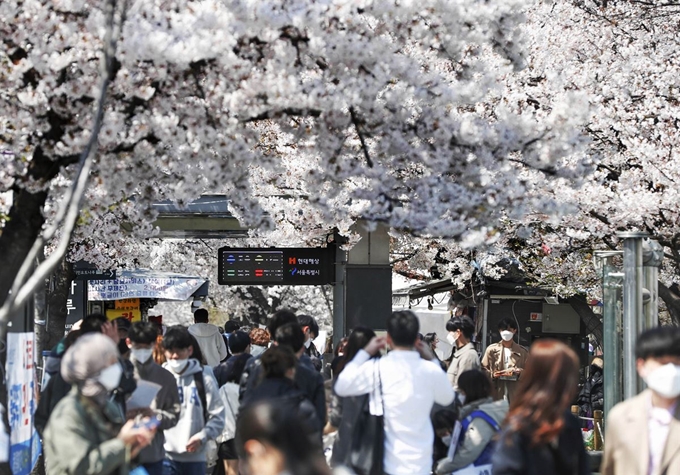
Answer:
[{"xmin": 348, "ymin": 359, "xmax": 384, "ymax": 475}]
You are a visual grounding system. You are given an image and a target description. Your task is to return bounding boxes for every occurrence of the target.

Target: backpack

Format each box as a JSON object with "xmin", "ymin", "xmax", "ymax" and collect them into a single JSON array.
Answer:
[
  {"xmin": 193, "ymin": 370, "xmax": 219, "ymax": 468},
  {"xmin": 458, "ymin": 410, "xmax": 502, "ymax": 466},
  {"xmin": 193, "ymin": 371, "xmax": 210, "ymax": 424}
]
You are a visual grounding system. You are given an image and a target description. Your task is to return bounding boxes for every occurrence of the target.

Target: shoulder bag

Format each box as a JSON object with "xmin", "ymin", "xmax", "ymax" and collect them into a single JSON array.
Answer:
[{"xmin": 348, "ymin": 358, "xmax": 384, "ymax": 475}]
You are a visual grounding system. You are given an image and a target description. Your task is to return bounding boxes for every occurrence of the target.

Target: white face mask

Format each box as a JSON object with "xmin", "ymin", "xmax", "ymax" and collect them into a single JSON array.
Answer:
[
  {"xmin": 441, "ymin": 435, "xmax": 452, "ymax": 446},
  {"xmin": 500, "ymin": 331, "xmax": 514, "ymax": 342},
  {"xmin": 131, "ymin": 348, "xmax": 153, "ymax": 364},
  {"xmin": 167, "ymin": 358, "xmax": 188, "ymax": 373},
  {"xmin": 97, "ymin": 363, "xmax": 123, "ymax": 391},
  {"xmin": 458, "ymin": 394, "xmax": 466, "ymax": 405},
  {"xmin": 446, "ymin": 332, "xmax": 457, "ymax": 346},
  {"xmin": 304, "ymin": 338, "xmax": 312, "ymax": 349},
  {"xmin": 644, "ymin": 363, "xmax": 680, "ymax": 399}
]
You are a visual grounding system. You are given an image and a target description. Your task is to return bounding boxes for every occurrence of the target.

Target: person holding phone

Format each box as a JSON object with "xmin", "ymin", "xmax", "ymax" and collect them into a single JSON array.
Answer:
[
  {"xmin": 128, "ymin": 322, "xmax": 181, "ymax": 475},
  {"xmin": 43, "ymin": 333, "xmax": 155, "ymax": 475},
  {"xmin": 162, "ymin": 326, "xmax": 225, "ymax": 475}
]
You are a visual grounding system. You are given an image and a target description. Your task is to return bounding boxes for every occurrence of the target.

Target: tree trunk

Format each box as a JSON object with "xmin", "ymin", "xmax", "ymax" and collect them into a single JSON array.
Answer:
[
  {"xmin": 566, "ymin": 295, "xmax": 603, "ymax": 344},
  {"xmin": 0, "ymin": 188, "xmax": 48, "ymax": 305},
  {"xmin": 657, "ymin": 281, "xmax": 680, "ymax": 326},
  {"xmin": 0, "ymin": 148, "xmax": 76, "ymax": 307}
]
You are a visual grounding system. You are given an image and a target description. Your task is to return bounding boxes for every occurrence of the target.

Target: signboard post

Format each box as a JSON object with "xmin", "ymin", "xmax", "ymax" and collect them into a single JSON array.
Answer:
[
  {"xmin": 6, "ymin": 332, "xmax": 41, "ymax": 475},
  {"xmin": 74, "ymin": 268, "xmax": 116, "ymax": 280},
  {"xmin": 218, "ymin": 247, "xmax": 334, "ymax": 286},
  {"xmin": 65, "ymin": 279, "xmax": 86, "ymax": 326}
]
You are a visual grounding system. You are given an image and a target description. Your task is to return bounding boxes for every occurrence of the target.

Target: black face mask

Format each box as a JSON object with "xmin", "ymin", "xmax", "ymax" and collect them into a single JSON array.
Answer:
[{"xmin": 118, "ymin": 338, "xmax": 130, "ymax": 356}]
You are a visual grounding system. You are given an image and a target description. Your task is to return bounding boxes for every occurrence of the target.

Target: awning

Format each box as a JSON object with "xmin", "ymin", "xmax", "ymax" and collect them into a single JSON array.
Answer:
[
  {"xmin": 88, "ymin": 269, "xmax": 209, "ymax": 301},
  {"xmin": 392, "ymin": 278, "xmax": 454, "ymax": 306}
]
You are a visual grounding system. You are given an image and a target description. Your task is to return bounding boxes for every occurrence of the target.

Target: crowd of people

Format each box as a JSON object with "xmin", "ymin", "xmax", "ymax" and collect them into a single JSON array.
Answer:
[{"xmin": 35, "ymin": 308, "xmax": 680, "ymax": 475}]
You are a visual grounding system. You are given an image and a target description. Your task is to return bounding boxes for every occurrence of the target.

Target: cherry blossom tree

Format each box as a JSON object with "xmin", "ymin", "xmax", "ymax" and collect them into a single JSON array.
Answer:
[
  {"xmin": 1, "ymin": 0, "xmax": 594, "ymax": 323},
  {"xmin": 387, "ymin": 0, "xmax": 680, "ymax": 325},
  {"xmin": 502, "ymin": 0, "xmax": 680, "ymax": 319}
]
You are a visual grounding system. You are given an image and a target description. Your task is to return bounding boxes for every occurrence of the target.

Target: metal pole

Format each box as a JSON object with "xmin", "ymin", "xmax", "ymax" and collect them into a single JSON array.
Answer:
[
  {"xmin": 598, "ymin": 251, "xmax": 623, "ymax": 417},
  {"xmin": 642, "ymin": 238, "xmax": 663, "ymax": 331},
  {"xmin": 618, "ymin": 232, "xmax": 646, "ymax": 400},
  {"xmin": 482, "ymin": 299, "xmax": 488, "ymax": 350},
  {"xmin": 332, "ymin": 231, "xmax": 347, "ymax": 347},
  {"xmin": 644, "ymin": 265, "xmax": 658, "ymax": 329}
]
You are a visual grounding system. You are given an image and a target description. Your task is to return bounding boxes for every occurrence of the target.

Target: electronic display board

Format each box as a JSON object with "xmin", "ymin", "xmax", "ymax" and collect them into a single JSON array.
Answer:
[{"xmin": 218, "ymin": 247, "xmax": 334, "ymax": 285}]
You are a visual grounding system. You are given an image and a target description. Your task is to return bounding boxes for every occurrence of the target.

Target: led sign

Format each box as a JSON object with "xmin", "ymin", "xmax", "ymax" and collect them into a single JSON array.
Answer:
[{"xmin": 218, "ymin": 247, "xmax": 334, "ymax": 285}]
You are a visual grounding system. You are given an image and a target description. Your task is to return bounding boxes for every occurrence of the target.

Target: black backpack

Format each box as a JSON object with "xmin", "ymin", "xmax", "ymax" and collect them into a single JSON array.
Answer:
[{"xmin": 193, "ymin": 371, "xmax": 210, "ymax": 423}]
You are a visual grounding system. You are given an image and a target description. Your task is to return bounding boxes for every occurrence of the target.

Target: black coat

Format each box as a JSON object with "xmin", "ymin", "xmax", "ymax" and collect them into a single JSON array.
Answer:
[
  {"xmin": 241, "ymin": 377, "xmax": 321, "ymax": 439},
  {"xmin": 328, "ymin": 388, "xmax": 365, "ymax": 467},
  {"xmin": 213, "ymin": 353, "xmax": 252, "ymax": 387},
  {"xmin": 304, "ymin": 341, "xmax": 324, "ymax": 372},
  {"xmin": 577, "ymin": 369, "xmax": 604, "ymax": 416},
  {"xmin": 492, "ymin": 412, "xmax": 591, "ymax": 475},
  {"xmin": 239, "ymin": 355, "xmax": 327, "ymax": 431}
]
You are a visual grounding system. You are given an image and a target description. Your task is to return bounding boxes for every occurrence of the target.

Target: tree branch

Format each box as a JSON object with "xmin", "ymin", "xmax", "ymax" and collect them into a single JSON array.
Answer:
[
  {"xmin": 241, "ymin": 108, "xmax": 322, "ymax": 123},
  {"xmin": 0, "ymin": 0, "xmax": 126, "ymax": 334},
  {"xmin": 349, "ymin": 106, "xmax": 374, "ymax": 168}
]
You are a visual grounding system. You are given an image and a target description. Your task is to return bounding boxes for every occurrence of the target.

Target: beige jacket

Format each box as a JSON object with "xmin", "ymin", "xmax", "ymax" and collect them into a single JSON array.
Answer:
[
  {"xmin": 602, "ymin": 390, "xmax": 680, "ymax": 475},
  {"xmin": 481, "ymin": 341, "xmax": 529, "ymax": 403},
  {"xmin": 447, "ymin": 342, "xmax": 480, "ymax": 391}
]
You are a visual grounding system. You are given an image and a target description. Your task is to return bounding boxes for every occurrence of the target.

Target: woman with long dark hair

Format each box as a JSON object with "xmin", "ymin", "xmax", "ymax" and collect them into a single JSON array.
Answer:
[
  {"xmin": 241, "ymin": 345, "xmax": 320, "ymax": 438},
  {"xmin": 327, "ymin": 326, "xmax": 377, "ymax": 467},
  {"xmin": 492, "ymin": 339, "xmax": 591, "ymax": 475},
  {"xmin": 236, "ymin": 400, "xmax": 330, "ymax": 475}
]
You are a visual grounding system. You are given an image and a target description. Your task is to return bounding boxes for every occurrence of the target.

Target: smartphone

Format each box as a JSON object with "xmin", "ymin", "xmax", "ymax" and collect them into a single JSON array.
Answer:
[{"xmin": 135, "ymin": 415, "xmax": 161, "ymax": 430}]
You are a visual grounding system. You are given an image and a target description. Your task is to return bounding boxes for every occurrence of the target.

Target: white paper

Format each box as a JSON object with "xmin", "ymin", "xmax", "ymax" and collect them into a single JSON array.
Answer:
[{"xmin": 126, "ymin": 380, "xmax": 161, "ymax": 410}]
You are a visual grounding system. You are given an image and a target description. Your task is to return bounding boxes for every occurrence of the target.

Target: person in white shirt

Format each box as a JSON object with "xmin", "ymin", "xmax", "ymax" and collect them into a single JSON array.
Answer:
[{"xmin": 335, "ymin": 310, "xmax": 455, "ymax": 475}]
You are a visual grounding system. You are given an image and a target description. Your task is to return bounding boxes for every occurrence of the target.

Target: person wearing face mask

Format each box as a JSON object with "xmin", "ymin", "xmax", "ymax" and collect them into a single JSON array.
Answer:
[
  {"xmin": 435, "ymin": 370, "xmax": 508, "ymax": 475},
  {"xmin": 162, "ymin": 325, "xmax": 225, "ymax": 475},
  {"xmin": 43, "ymin": 333, "xmax": 155, "ymax": 475},
  {"xmin": 298, "ymin": 314, "xmax": 323, "ymax": 372},
  {"xmin": 36, "ymin": 313, "xmax": 136, "ymax": 435},
  {"xmin": 127, "ymin": 322, "xmax": 181, "ymax": 475},
  {"xmin": 433, "ymin": 410, "xmax": 459, "ymax": 466},
  {"xmin": 481, "ymin": 318, "xmax": 529, "ymax": 403},
  {"xmin": 601, "ymin": 326, "xmax": 680, "ymax": 475},
  {"xmin": 446, "ymin": 317, "xmax": 481, "ymax": 394}
]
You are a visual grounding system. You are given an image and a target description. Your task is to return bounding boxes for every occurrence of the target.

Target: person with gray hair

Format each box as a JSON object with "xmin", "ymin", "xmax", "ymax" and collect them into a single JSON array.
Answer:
[{"xmin": 43, "ymin": 333, "xmax": 155, "ymax": 475}]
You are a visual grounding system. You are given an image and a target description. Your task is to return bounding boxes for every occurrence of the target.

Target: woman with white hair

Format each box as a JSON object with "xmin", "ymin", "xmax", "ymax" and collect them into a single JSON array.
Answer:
[{"xmin": 43, "ymin": 333, "xmax": 155, "ymax": 475}]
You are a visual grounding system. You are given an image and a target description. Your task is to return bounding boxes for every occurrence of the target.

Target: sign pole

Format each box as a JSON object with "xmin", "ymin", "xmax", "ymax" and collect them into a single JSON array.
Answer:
[
  {"xmin": 332, "ymin": 231, "xmax": 347, "ymax": 347},
  {"xmin": 618, "ymin": 231, "xmax": 646, "ymax": 400}
]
